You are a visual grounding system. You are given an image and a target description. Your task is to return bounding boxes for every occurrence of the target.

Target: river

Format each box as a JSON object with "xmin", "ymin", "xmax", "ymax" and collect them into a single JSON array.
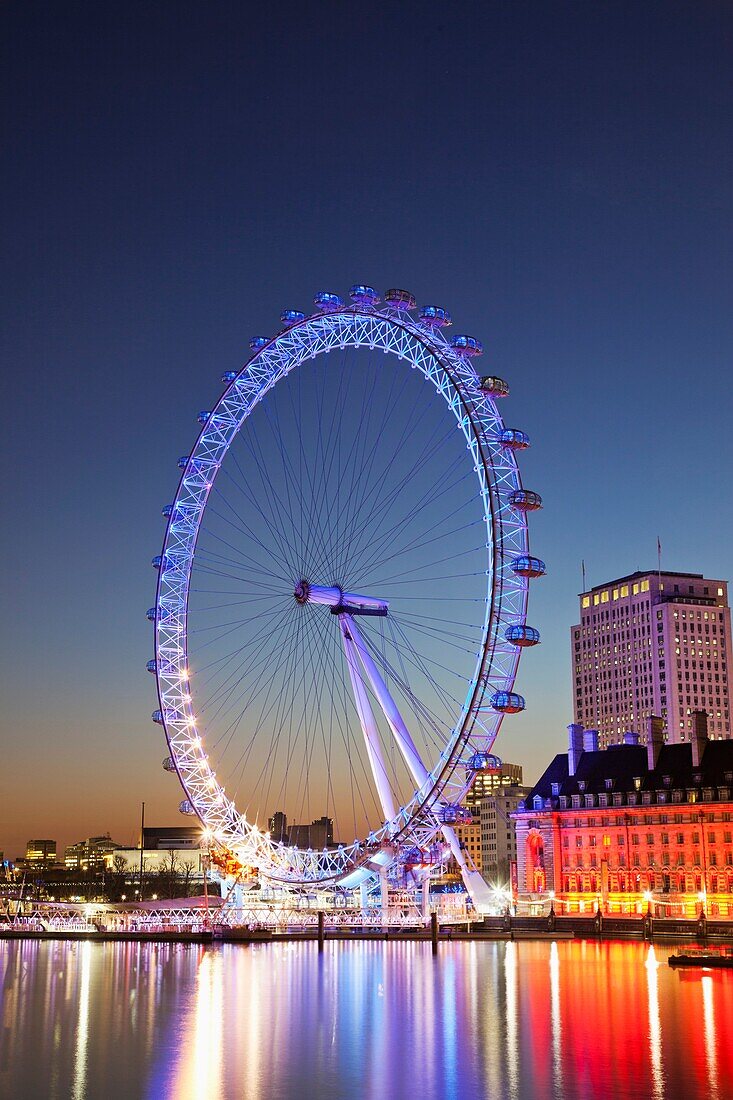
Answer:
[{"xmin": 1, "ymin": 938, "xmax": 731, "ymax": 1099}]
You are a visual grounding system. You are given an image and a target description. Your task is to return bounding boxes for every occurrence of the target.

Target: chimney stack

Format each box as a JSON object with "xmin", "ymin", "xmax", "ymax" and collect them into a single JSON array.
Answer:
[
  {"xmin": 583, "ymin": 729, "xmax": 599, "ymax": 753},
  {"xmin": 646, "ymin": 715, "xmax": 664, "ymax": 771},
  {"xmin": 691, "ymin": 710, "xmax": 709, "ymax": 768},
  {"xmin": 568, "ymin": 723, "xmax": 584, "ymax": 776}
]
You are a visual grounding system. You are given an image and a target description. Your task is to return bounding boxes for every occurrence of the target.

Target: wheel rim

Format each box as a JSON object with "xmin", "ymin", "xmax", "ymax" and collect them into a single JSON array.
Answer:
[{"xmin": 152, "ymin": 302, "xmax": 534, "ymax": 886}]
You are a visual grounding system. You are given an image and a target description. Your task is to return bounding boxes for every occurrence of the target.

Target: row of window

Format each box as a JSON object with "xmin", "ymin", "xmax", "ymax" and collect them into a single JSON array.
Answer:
[
  {"xmin": 561, "ymin": 872, "xmax": 732, "ymax": 893},
  {"xmin": 582, "ymin": 581, "xmax": 652, "ymax": 609},
  {"xmin": 565, "ymin": 829, "xmax": 732, "ymax": 846}
]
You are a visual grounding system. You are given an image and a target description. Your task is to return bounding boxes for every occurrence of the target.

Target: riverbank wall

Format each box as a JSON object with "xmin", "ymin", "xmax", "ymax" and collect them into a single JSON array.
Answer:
[{"xmin": 2, "ymin": 913, "xmax": 732, "ymax": 945}]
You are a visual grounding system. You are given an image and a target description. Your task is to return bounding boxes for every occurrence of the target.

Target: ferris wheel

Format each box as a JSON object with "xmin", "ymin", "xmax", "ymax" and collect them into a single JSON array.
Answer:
[{"xmin": 147, "ymin": 286, "xmax": 544, "ymax": 907}]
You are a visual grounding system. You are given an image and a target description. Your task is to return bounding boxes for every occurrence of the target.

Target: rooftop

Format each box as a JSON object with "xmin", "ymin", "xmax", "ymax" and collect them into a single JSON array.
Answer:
[
  {"xmin": 518, "ymin": 738, "xmax": 733, "ymax": 810},
  {"xmin": 581, "ymin": 569, "xmax": 705, "ymax": 596}
]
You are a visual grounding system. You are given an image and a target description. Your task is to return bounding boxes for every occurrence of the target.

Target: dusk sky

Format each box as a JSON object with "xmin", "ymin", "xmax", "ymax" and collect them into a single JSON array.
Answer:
[{"xmin": 2, "ymin": 2, "xmax": 732, "ymax": 860}]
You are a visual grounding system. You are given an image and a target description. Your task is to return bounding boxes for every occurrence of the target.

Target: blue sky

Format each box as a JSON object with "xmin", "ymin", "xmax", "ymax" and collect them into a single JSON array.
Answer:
[{"xmin": 1, "ymin": 1, "xmax": 731, "ymax": 857}]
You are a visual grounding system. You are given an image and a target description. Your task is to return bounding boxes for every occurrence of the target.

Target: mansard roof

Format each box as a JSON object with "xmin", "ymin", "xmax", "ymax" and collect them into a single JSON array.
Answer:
[{"xmin": 519, "ymin": 738, "xmax": 733, "ymax": 810}]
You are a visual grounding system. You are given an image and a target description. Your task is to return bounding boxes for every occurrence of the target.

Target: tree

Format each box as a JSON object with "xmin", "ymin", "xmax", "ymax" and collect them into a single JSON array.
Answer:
[
  {"xmin": 155, "ymin": 851, "xmax": 183, "ymax": 899},
  {"xmin": 105, "ymin": 855, "xmax": 130, "ymax": 902}
]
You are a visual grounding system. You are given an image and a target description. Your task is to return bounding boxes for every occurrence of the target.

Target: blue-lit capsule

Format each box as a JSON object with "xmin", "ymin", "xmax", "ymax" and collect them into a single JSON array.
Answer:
[
  {"xmin": 146, "ymin": 607, "xmax": 157, "ymax": 622},
  {"xmin": 419, "ymin": 305, "xmax": 452, "ymax": 327},
  {"xmin": 467, "ymin": 751, "xmax": 502, "ymax": 771},
  {"xmin": 451, "ymin": 334, "xmax": 483, "ymax": 356},
  {"xmin": 479, "ymin": 376, "xmax": 509, "ymax": 397},
  {"xmin": 249, "ymin": 336, "xmax": 269, "ymax": 351},
  {"xmin": 146, "ymin": 659, "xmax": 157, "ymax": 674},
  {"xmin": 151, "ymin": 555, "xmax": 163, "ymax": 569},
  {"xmin": 162, "ymin": 504, "xmax": 174, "ymax": 518},
  {"xmin": 511, "ymin": 555, "xmax": 546, "ymax": 578},
  {"xmin": 349, "ymin": 284, "xmax": 380, "ymax": 305},
  {"xmin": 179, "ymin": 800, "xmax": 196, "ymax": 815},
  {"xmin": 437, "ymin": 803, "xmax": 472, "ymax": 825},
  {"xmin": 500, "ymin": 428, "xmax": 531, "ymax": 450},
  {"xmin": 177, "ymin": 456, "xmax": 189, "ymax": 470},
  {"xmin": 162, "ymin": 756, "xmax": 176, "ymax": 772},
  {"xmin": 197, "ymin": 411, "xmax": 211, "ymax": 425},
  {"xmin": 280, "ymin": 309, "xmax": 305, "ymax": 326},
  {"xmin": 384, "ymin": 288, "xmax": 416, "ymax": 310},
  {"xmin": 509, "ymin": 489, "xmax": 542, "ymax": 511},
  {"xmin": 314, "ymin": 291, "xmax": 344, "ymax": 311},
  {"xmin": 490, "ymin": 691, "xmax": 526, "ymax": 714},
  {"xmin": 401, "ymin": 846, "xmax": 424, "ymax": 864},
  {"xmin": 505, "ymin": 624, "xmax": 541, "ymax": 647},
  {"xmin": 221, "ymin": 370, "xmax": 238, "ymax": 384},
  {"xmin": 152, "ymin": 709, "xmax": 164, "ymax": 724}
]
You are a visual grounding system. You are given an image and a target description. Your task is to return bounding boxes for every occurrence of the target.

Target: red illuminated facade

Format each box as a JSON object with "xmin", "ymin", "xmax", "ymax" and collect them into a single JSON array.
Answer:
[{"xmin": 514, "ymin": 712, "xmax": 733, "ymax": 915}]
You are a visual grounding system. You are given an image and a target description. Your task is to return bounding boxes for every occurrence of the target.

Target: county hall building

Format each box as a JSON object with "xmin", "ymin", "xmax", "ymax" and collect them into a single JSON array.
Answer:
[{"xmin": 513, "ymin": 713, "xmax": 733, "ymax": 917}]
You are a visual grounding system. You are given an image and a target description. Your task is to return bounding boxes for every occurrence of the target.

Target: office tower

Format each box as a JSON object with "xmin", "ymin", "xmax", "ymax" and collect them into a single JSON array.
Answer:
[{"xmin": 571, "ymin": 570, "xmax": 731, "ymax": 746}]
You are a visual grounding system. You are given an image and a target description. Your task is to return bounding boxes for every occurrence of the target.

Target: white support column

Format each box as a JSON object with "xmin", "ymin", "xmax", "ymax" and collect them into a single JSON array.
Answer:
[
  {"xmin": 380, "ymin": 869, "xmax": 389, "ymax": 921},
  {"xmin": 345, "ymin": 613, "xmax": 494, "ymax": 914},
  {"xmin": 339, "ymin": 619, "xmax": 397, "ymax": 825},
  {"xmin": 343, "ymin": 613, "xmax": 427, "ymax": 789}
]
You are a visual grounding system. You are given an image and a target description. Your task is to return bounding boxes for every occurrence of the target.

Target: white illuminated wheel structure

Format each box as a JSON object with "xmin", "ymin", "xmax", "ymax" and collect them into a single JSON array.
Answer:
[{"xmin": 148, "ymin": 286, "xmax": 545, "ymax": 905}]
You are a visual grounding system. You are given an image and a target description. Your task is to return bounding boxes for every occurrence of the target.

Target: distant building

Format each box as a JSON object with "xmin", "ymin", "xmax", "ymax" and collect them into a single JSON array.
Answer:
[
  {"xmin": 513, "ymin": 713, "xmax": 733, "ymax": 916},
  {"xmin": 452, "ymin": 820, "xmax": 482, "ymax": 876},
  {"xmin": 464, "ymin": 758, "xmax": 523, "ymax": 814},
  {"xmin": 141, "ymin": 826, "xmax": 201, "ymax": 850},
  {"xmin": 268, "ymin": 812, "xmax": 288, "ymax": 843},
  {"xmin": 25, "ymin": 839, "xmax": 57, "ymax": 864},
  {"xmin": 572, "ymin": 569, "xmax": 732, "ymax": 747},
  {"xmin": 441, "ymin": 760, "xmax": 525, "ymax": 885},
  {"xmin": 480, "ymin": 786, "xmax": 531, "ymax": 885},
  {"xmin": 64, "ymin": 834, "xmax": 121, "ymax": 870},
  {"xmin": 288, "ymin": 816, "xmax": 334, "ymax": 849}
]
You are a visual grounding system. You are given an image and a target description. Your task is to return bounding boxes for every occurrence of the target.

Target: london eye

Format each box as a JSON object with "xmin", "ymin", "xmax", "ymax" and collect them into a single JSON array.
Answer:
[{"xmin": 147, "ymin": 286, "xmax": 544, "ymax": 910}]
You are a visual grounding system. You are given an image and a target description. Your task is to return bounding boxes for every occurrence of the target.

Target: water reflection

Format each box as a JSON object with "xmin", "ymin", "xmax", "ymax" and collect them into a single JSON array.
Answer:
[
  {"xmin": 72, "ymin": 941, "xmax": 91, "ymax": 1100},
  {"xmin": 701, "ymin": 975, "xmax": 719, "ymax": 1100},
  {"xmin": 645, "ymin": 945, "xmax": 664, "ymax": 1100},
  {"xmin": 549, "ymin": 941, "xmax": 563, "ymax": 1097},
  {"xmin": 1, "ymin": 938, "xmax": 731, "ymax": 1099}
]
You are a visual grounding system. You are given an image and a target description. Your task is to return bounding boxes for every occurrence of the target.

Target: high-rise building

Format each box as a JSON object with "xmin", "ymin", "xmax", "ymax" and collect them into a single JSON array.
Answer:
[
  {"xmin": 479, "ymin": 786, "xmax": 531, "ymax": 885},
  {"xmin": 25, "ymin": 839, "xmax": 57, "ymax": 864},
  {"xmin": 464, "ymin": 758, "xmax": 523, "ymax": 814},
  {"xmin": 571, "ymin": 570, "xmax": 732, "ymax": 747}
]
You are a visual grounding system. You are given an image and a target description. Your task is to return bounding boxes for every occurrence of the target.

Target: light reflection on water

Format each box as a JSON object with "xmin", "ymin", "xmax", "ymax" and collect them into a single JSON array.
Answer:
[{"xmin": 1, "ymin": 939, "xmax": 731, "ymax": 1100}]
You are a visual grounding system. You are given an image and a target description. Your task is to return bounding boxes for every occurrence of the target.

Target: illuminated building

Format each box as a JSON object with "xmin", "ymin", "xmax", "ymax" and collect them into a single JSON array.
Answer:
[
  {"xmin": 464, "ymin": 757, "xmax": 523, "ymax": 813},
  {"xmin": 514, "ymin": 713, "xmax": 733, "ymax": 915},
  {"xmin": 25, "ymin": 839, "xmax": 57, "ymax": 864},
  {"xmin": 452, "ymin": 820, "xmax": 483, "ymax": 875},
  {"xmin": 64, "ymin": 834, "xmax": 121, "ymax": 870},
  {"xmin": 479, "ymin": 786, "xmax": 531, "ymax": 884},
  {"xmin": 572, "ymin": 570, "xmax": 732, "ymax": 746}
]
